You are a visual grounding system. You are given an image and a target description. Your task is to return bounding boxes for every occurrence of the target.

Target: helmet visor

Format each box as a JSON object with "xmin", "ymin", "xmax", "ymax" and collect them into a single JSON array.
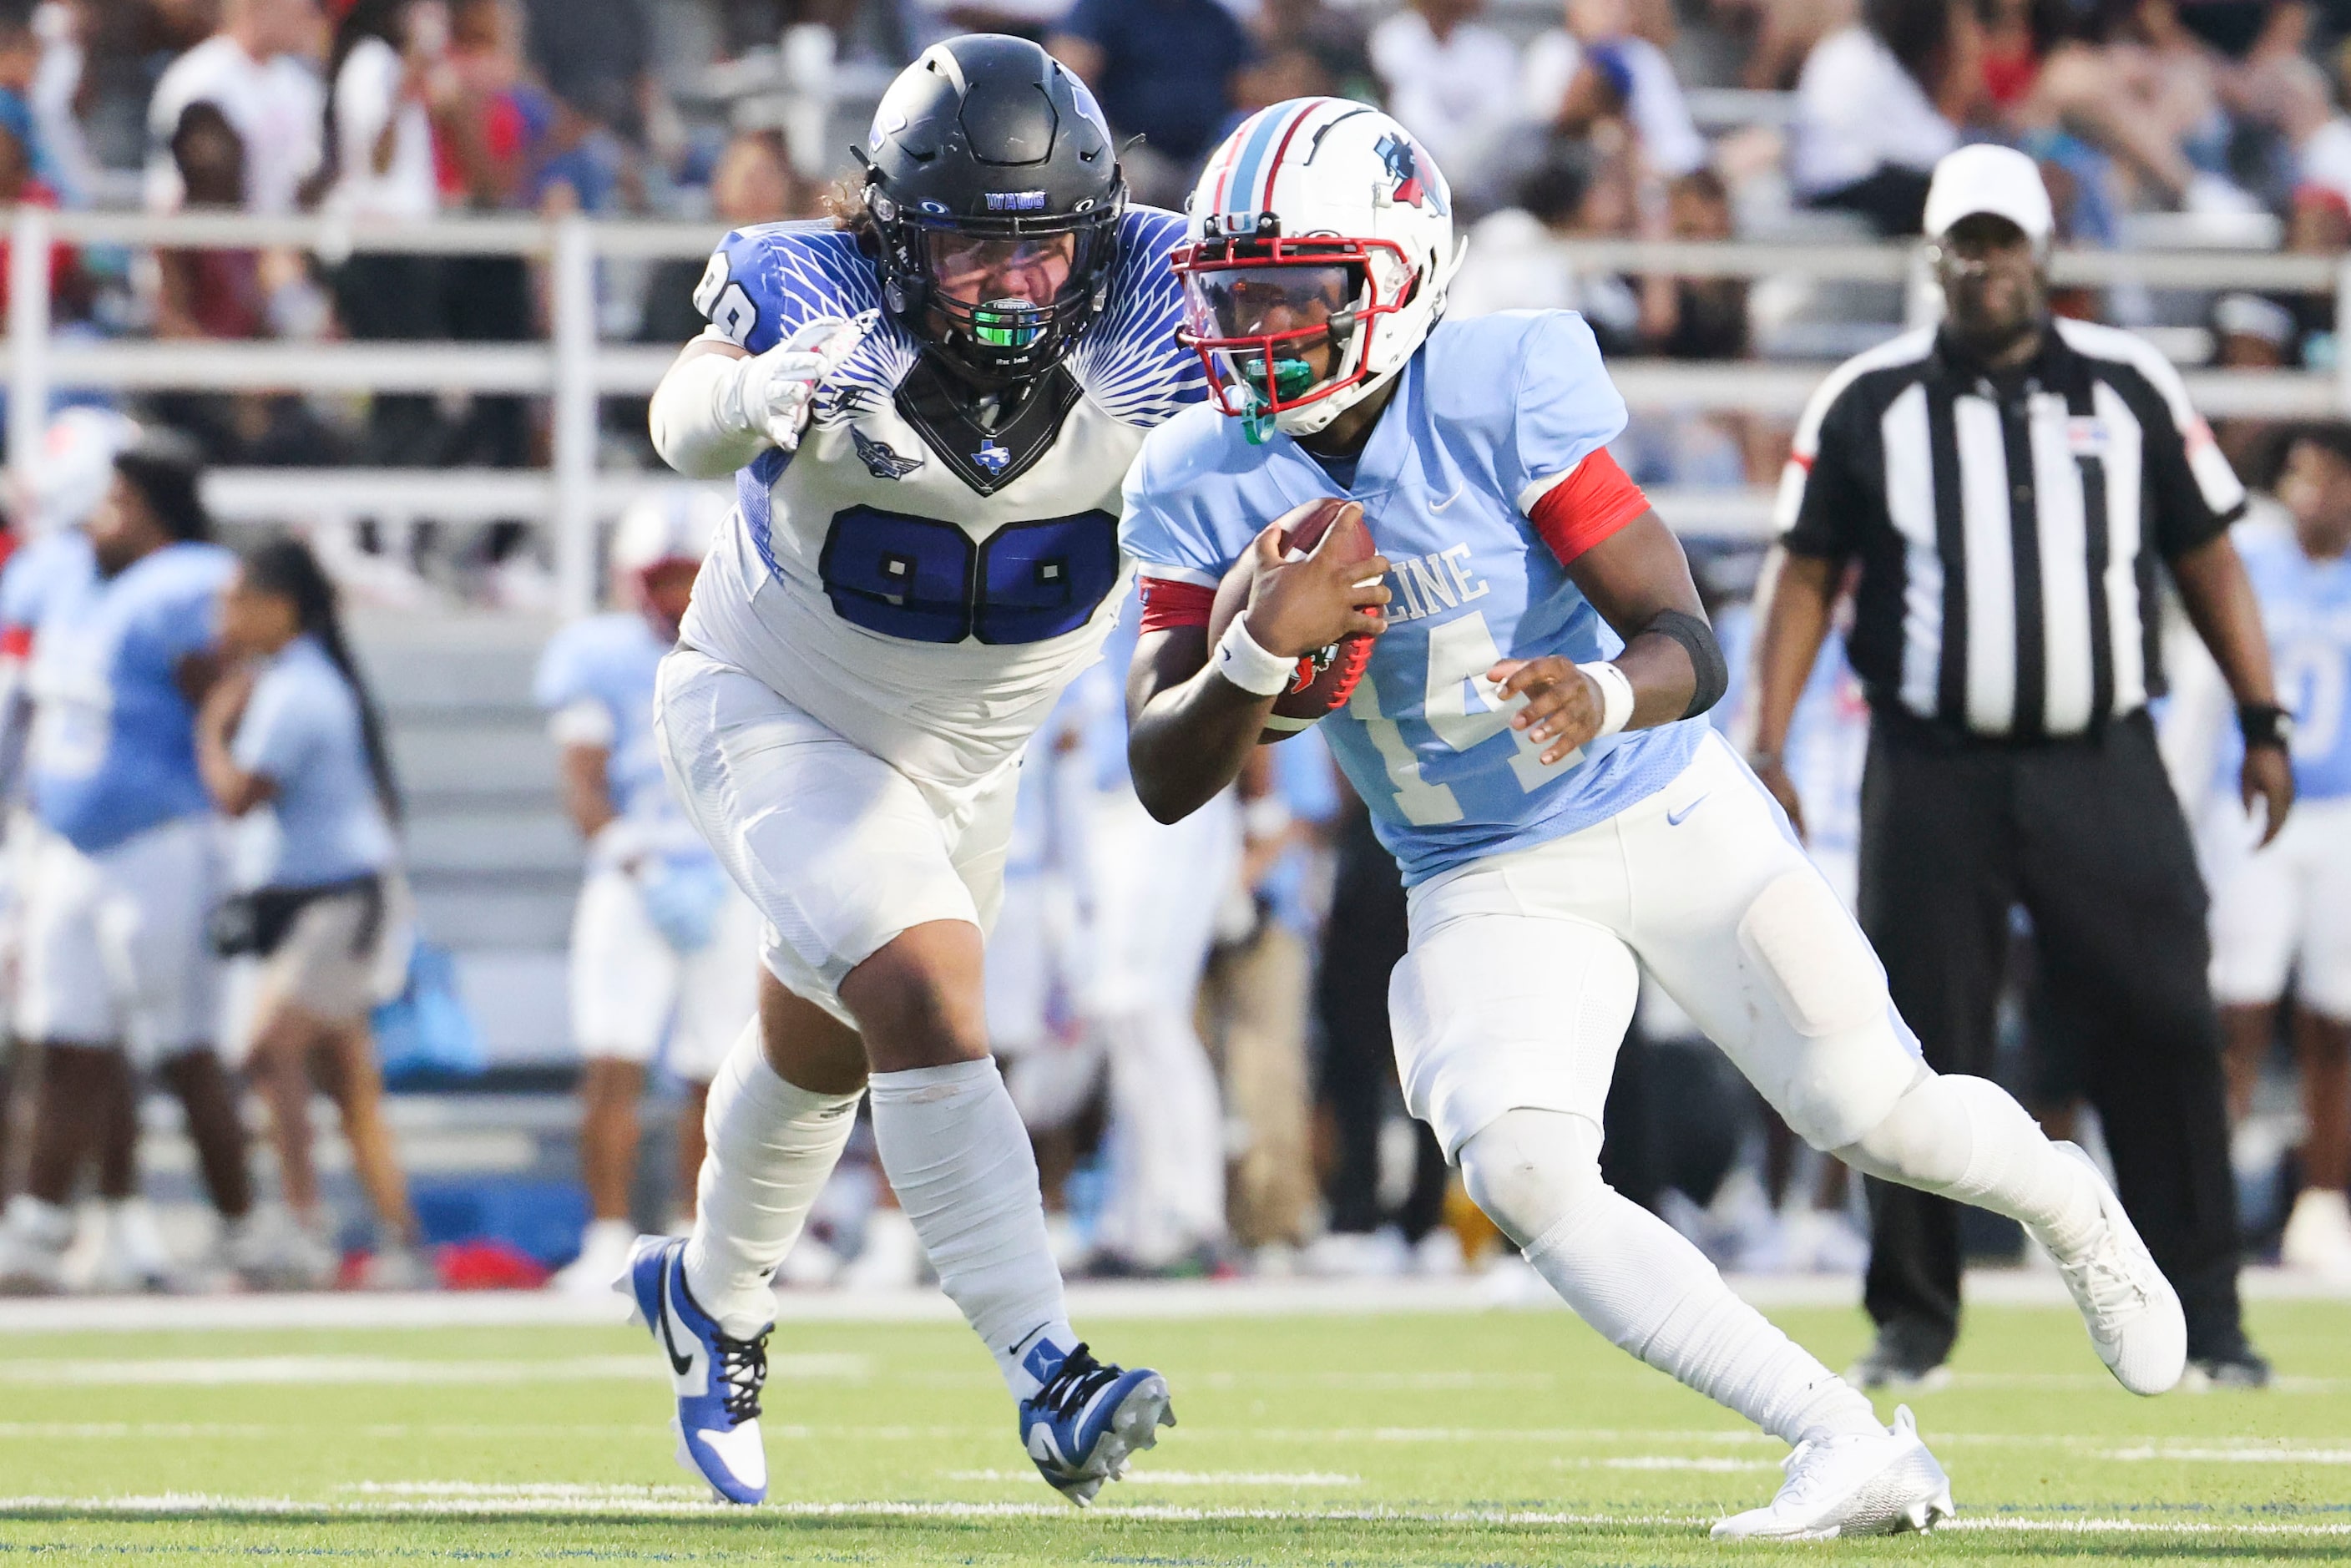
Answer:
[
  {"xmin": 1183, "ymin": 263, "xmax": 1362, "ymax": 417},
  {"xmin": 1183, "ymin": 264, "xmax": 1357, "ymax": 342},
  {"xmin": 925, "ymin": 231, "xmax": 1076, "ymax": 306}
]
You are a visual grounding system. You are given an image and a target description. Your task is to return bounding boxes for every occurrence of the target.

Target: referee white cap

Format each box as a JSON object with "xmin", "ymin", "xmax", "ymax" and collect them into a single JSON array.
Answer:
[{"xmin": 1924, "ymin": 144, "xmax": 2055, "ymax": 245}]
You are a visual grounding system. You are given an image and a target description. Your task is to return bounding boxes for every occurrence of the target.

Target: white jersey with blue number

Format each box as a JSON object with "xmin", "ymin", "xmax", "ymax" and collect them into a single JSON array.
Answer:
[
  {"xmin": 677, "ymin": 211, "xmax": 1204, "ymax": 795},
  {"xmin": 2235, "ymin": 525, "xmax": 2351, "ymax": 802},
  {"xmin": 1121, "ymin": 311, "xmax": 1704, "ymax": 885}
]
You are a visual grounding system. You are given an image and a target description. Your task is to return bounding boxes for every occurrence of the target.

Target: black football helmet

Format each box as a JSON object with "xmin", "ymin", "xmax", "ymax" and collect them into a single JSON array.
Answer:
[{"xmin": 858, "ymin": 35, "xmax": 1125, "ymax": 387}]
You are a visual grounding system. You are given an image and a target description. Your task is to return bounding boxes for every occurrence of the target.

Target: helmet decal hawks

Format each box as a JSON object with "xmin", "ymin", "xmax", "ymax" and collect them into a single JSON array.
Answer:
[{"xmin": 1375, "ymin": 132, "xmax": 1448, "ymax": 218}]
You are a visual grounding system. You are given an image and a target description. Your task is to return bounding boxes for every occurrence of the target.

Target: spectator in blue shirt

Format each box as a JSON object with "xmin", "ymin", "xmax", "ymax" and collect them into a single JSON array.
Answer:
[{"xmin": 1051, "ymin": 0, "xmax": 1255, "ymax": 205}]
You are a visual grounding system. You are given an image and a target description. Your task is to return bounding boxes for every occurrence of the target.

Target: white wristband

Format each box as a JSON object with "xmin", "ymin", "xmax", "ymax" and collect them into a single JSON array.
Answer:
[
  {"xmin": 1579, "ymin": 660, "xmax": 1636, "ymax": 739},
  {"xmin": 1215, "ymin": 615, "xmax": 1299, "ymax": 698}
]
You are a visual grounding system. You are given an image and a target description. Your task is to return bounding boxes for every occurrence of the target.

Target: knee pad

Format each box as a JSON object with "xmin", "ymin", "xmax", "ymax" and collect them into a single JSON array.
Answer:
[
  {"xmin": 1458, "ymin": 1107, "xmax": 1606, "ymax": 1248},
  {"xmin": 1737, "ymin": 870, "xmax": 1888, "ymax": 1039}
]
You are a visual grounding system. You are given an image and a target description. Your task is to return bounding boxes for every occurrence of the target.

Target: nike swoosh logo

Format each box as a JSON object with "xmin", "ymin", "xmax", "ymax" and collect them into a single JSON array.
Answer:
[
  {"xmin": 1666, "ymin": 795, "xmax": 1706, "ymax": 827},
  {"xmin": 1427, "ymin": 482, "xmax": 1465, "ymax": 512},
  {"xmin": 657, "ymin": 1270, "xmax": 695, "ymax": 1378}
]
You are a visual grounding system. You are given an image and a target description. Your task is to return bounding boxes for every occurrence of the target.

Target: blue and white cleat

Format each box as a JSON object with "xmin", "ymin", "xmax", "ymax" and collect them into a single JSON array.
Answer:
[
  {"xmin": 1017, "ymin": 1340, "xmax": 1176, "ymax": 1505},
  {"xmin": 620, "ymin": 1235, "xmax": 770, "ymax": 1505}
]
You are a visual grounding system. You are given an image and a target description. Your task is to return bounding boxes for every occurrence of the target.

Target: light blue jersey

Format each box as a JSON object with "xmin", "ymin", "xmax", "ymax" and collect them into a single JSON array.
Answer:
[
  {"xmin": 2237, "ymin": 525, "xmax": 2351, "ymax": 801},
  {"xmin": 28, "ymin": 541, "xmax": 232, "ymax": 854},
  {"xmin": 1122, "ymin": 311, "xmax": 1703, "ymax": 885},
  {"xmin": 0, "ymin": 530, "xmax": 97, "ymax": 640},
  {"xmin": 534, "ymin": 613, "xmax": 714, "ymax": 864},
  {"xmin": 230, "ymin": 635, "xmax": 397, "ymax": 889}
]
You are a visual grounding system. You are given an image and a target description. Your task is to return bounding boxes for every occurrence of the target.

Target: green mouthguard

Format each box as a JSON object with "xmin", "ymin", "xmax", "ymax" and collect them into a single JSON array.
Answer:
[
  {"xmin": 973, "ymin": 301, "xmax": 1040, "ymax": 349},
  {"xmin": 1238, "ymin": 357, "xmax": 1316, "ymax": 443}
]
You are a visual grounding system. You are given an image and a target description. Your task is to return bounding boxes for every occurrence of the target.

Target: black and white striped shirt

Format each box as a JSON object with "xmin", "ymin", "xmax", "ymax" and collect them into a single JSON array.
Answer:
[{"xmin": 1777, "ymin": 318, "xmax": 2247, "ymax": 740}]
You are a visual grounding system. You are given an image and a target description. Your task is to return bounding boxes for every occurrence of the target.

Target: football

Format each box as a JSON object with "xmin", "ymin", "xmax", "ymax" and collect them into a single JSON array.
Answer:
[{"xmin": 1206, "ymin": 496, "xmax": 1382, "ymax": 743}]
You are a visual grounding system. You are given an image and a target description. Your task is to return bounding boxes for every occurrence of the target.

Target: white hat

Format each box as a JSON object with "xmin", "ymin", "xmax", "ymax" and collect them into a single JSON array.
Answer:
[
  {"xmin": 612, "ymin": 485, "xmax": 728, "ymax": 576},
  {"xmin": 1923, "ymin": 144, "xmax": 2055, "ymax": 245}
]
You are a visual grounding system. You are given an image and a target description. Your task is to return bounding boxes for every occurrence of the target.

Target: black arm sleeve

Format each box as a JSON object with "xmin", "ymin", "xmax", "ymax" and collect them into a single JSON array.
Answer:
[{"xmin": 1642, "ymin": 607, "xmax": 1728, "ymax": 720}]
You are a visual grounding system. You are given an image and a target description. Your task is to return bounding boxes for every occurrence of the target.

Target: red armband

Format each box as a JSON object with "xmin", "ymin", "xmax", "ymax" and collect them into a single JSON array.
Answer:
[
  {"xmin": 1527, "ymin": 448, "xmax": 1651, "ymax": 565},
  {"xmin": 1137, "ymin": 575, "xmax": 1216, "ymax": 633},
  {"xmin": 0, "ymin": 625, "xmax": 30, "ymax": 660}
]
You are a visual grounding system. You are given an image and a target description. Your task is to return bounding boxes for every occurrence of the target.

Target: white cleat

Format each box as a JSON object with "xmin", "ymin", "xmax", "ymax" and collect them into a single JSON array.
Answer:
[
  {"xmin": 2047, "ymin": 1144, "xmax": 2187, "ymax": 1396},
  {"xmin": 225, "ymin": 1201, "xmax": 339, "ymax": 1292},
  {"xmin": 2279, "ymin": 1189, "xmax": 2351, "ymax": 1282},
  {"xmin": 0, "ymin": 1196, "xmax": 71, "ymax": 1296},
  {"xmin": 553, "ymin": 1219, "xmax": 640, "ymax": 1297},
  {"xmin": 1711, "ymin": 1406, "xmax": 1954, "ymax": 1541}
]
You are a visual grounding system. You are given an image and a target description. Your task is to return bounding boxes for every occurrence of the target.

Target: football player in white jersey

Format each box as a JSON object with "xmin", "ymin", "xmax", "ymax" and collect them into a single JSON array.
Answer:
[
  {"xmin": 1121, "ymin": 99, "xmax": 2188, "ymax": 1540},
  {"xmin": 629, "ymin": 36, "xmax": 1197, "ymax": 1506}
]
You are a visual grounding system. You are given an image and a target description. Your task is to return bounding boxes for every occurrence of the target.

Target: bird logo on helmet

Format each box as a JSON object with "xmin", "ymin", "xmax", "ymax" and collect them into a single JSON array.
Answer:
[
  {"xmin": 1174, "ymin": 99, "xmax": 1468, "ymax": 445},
  {"xmin": 855, "ymin": 35, "xmax": 1126, "ymax": 388}
]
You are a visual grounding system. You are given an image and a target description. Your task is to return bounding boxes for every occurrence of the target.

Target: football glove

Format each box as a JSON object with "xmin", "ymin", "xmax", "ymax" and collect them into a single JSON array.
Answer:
[{"xmin": 716, "ymin": 311, "xmax": 877, "ymax": 454}]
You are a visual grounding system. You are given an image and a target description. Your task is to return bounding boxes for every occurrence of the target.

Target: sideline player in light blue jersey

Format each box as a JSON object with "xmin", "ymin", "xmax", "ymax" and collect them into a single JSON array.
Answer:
[
  {"xmin": 1122, "ymin": 98, "xmax": 2187, "ymax": 1541},
  {"xmin": 0, "ymin": 432, "xmax": 260, "ymax": 1294},
  {"xmin": 538, "ymin": 488, "xmax": 761, "ymax": 1298},
  {"xmin": 2207, "ymin": 425, "xmax": 2351, "ymax": 1279},
  {"xmin": 628, "ymin": 38, "xmax": 1198, "ymax": 1506}
]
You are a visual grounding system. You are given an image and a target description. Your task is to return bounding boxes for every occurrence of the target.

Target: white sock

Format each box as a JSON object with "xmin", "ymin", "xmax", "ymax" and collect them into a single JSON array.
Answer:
[
  {"xmin": 682, "ymin": 1024, "xmax": 861, "ymax": 1338},
  {"xmin": 867, "ymin": 1058, "xmax": 1074, "ymax": 1399},
  {"xmin": 1463, "ymin": 1110, "xmax": 1879, "ymax": 1447},
  {"xmin": 1837, "ymin": 1074, "xmax": 2102, "ymax": 1259}
]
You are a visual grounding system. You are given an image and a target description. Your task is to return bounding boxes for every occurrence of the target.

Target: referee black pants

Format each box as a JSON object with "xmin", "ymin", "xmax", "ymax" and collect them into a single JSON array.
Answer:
[{"xmin": 1855, "ymin": 709, "xmax": 2247, "ymax": 1363}]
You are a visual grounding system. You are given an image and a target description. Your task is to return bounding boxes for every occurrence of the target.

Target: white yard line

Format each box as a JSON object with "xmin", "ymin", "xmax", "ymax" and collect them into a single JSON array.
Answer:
[
  {"xmin": 1, "ymin": 1266, "xmax": 2340, "ymax": 1334},
  {"xmin": 3, "ymin": 1493, "xmax": 2349, "ymax": 1537},
  {"xmin": 0, "ymin": 1353, "xmax": 867, "ymax": 1386}
]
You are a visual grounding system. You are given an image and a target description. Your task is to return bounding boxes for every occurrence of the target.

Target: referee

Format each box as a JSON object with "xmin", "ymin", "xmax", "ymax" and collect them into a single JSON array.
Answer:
[{"xmin": 1750, "ymin": 145, "xmax": 2291, "ymax": 1388}]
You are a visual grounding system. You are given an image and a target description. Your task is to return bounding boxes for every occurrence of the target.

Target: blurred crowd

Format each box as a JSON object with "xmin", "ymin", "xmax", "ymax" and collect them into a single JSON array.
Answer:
[{"xmin": 9, "ymin": 2, "xmax": 2351, "ymax": 530}]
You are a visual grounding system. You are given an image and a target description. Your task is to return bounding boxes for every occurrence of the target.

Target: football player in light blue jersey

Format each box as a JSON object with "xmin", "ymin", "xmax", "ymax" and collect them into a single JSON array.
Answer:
[
  {"xmin": 1123, "ymin": 99, "xmax": 2188, "ymax": 1540},
  {"xmin": 2207, "ymin": 426, "xmax": 2351, "ymax": 1279},
  {"xmin": 0, "ymin": 432, "xmax": 262, "ymax": 1296},
  {"xmin": 628, "ymin": 37, "xmax": 1194, "ymax": 1506},
  {"xmin": 0, "ymin": 410, "xmax": 129, "ymax": 1288},
  {"xmin": 537, "ymin": 488, "xmax": 762, "ymax": 1299}
]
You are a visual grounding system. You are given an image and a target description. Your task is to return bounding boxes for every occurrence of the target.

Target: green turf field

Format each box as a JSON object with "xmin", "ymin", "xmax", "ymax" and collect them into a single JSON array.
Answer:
[{"xmin": 1, "ymin": 1296, "xmax": 2346, "ymax": 1564}]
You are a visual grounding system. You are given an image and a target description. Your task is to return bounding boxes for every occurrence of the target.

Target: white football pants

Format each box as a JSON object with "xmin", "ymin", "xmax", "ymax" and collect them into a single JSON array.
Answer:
[{"xmin": 1393, "ymin": 730, "xmax": 1924, "ymax": 1161}]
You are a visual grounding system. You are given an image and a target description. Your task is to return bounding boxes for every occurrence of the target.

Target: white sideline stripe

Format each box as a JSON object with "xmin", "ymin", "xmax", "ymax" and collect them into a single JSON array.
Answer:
[
  {"xmin": 943, "ymin": 1469, "xmax": 1363, "ymax": 1487},
  {"xmin": 0, "ymin": 1266, "xmax": 2343, "ymax": 1333},
  {"xmin": 5, "ymin": 1495, "xmax": 2351, "ymax": 1537},
  {"xmin": 1590, "ymin": 1457, "xmax": 1778, "ymax": 1473},
  {"xmin": 2103, "ymin": 1446, "xmax": 2351, "ymax": 1464},
  {"xmin": 345, "ymin": 1483, "xmax": 708, "ymax": 1499},
  {"xmin": 0, "ymin": 1353, "xmax": 867, "ymax": 1386}
]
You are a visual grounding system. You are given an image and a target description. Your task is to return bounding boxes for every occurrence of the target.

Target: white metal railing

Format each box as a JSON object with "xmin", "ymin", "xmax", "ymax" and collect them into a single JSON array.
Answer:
[{"xmin": 8, "ymin": 208, "xmax": 2351, "ymax": 607}]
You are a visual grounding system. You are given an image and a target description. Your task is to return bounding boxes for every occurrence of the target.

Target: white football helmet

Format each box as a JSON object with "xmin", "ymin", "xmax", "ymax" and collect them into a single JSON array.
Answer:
[
  {"xmin": 1176, "ymin": 99, "xmax": 1467, "ymax": 441},
  {"xmin": 611, "ymin": 484, "xmax": 728, "ymax": 579},
  {"xmin": 20, "ymin": 408, "xmax": 141, "ymax": 538}
]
